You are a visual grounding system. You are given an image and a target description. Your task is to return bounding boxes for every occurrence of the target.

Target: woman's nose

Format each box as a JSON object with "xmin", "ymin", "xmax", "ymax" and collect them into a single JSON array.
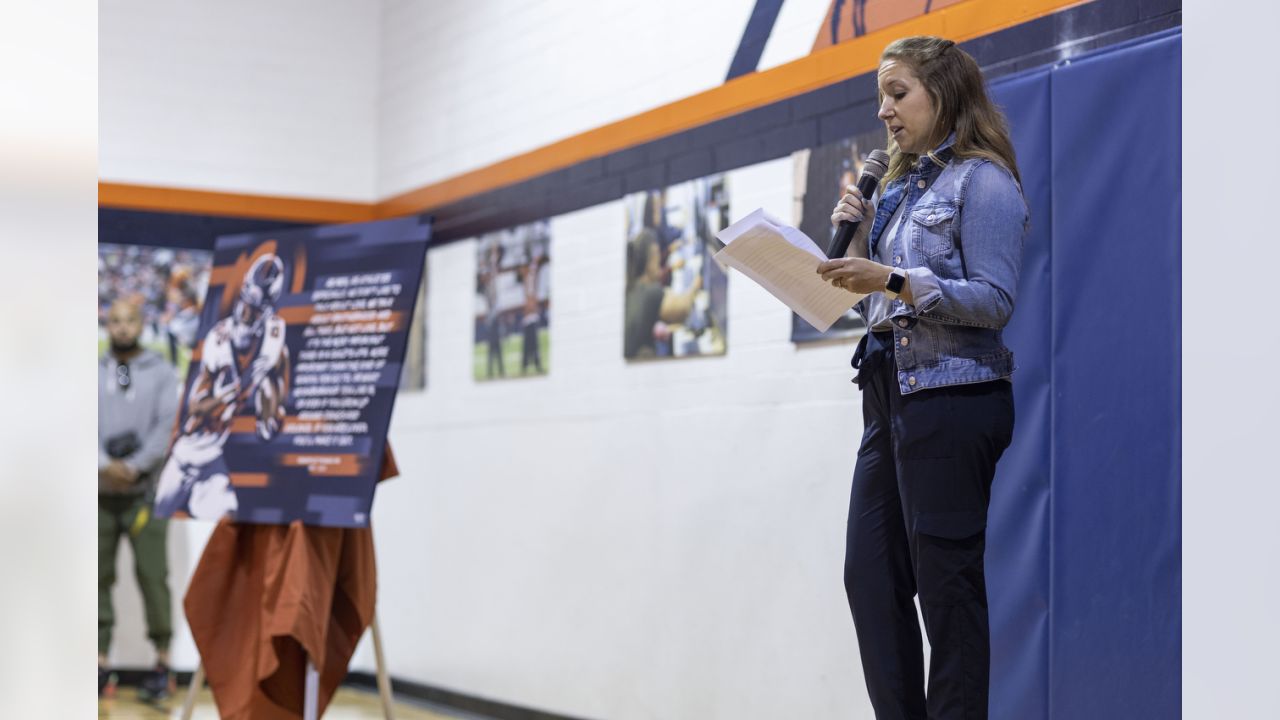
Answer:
[{"xmin": 877, "ymin": 102, "xmax": 892, "ymax": 120}]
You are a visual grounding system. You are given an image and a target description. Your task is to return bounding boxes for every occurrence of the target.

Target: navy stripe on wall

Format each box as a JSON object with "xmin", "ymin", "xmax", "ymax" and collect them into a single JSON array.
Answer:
[
  {"xmin": 99, "ymin": 208, "xmax": 305, "ymax": 250},
  {"xmin": 725, "ymin": 0, "xmax": 786, "ymax": 81}
]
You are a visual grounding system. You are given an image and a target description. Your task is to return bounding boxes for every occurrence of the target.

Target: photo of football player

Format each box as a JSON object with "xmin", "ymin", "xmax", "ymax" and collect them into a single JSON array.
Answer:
[{"xmin": 154, "ymin": 252, "xmax": 291, "ymax": 520}]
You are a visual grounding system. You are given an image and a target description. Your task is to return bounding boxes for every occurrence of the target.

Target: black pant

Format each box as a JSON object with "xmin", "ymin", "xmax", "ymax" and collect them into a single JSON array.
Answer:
[
  {"xmin": 845, "ymin": 331, "xmax": 1013, "ymax": 720},
  {"xmin": 487, "ymin": 318, "xmax": 505, "ymax": 377},
  {"xmin": 521, "ymin": 321, "xmax": 542, "ymax": 373}
]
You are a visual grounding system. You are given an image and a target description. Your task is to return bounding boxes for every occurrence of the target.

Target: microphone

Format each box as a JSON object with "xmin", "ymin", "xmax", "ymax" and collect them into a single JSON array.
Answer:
[{"xmin": 826, "ymin": 149, "xmax": 890, "ymax": 259}]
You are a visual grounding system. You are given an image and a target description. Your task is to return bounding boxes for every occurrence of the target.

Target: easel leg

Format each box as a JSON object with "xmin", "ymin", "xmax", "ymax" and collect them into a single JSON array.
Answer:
[
  {"xmin": 303, "ymin": 658, "xmax": 320, "ymax": 720},
  {"xmin": 179, "ymin": 662, "xmax": 205, "ymax": 720},
  {"xmin": 371, "ymin": 613, "xmax": 396, "ymax": 719}
]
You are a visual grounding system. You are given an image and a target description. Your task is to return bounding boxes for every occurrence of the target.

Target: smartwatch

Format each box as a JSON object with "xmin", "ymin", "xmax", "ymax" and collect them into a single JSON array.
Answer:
[{"xmin": 884, "ymin": 268, "xmax": 907, "ymax": 299}]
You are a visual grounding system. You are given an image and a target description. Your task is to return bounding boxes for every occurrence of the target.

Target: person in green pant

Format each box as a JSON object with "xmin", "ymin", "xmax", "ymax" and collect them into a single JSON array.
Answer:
[{"xmin": 98, "ymin": 299, "xmax": 179, "ymax": 700}]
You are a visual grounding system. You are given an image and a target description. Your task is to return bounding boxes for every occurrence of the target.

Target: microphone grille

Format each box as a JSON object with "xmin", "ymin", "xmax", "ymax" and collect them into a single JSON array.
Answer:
[{"xmin": 863, "ymin": 149, "xmax": 890, "ymax": 180}]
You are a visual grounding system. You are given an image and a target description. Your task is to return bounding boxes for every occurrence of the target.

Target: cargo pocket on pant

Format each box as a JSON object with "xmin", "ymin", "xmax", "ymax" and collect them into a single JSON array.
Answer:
[
  {"xmin": 913, "ymin": 509, "xmax": 986, "ymax": 540},
  {"xmin": 913, "ymin": 511, "xmax": 987, "ymax": 606}
]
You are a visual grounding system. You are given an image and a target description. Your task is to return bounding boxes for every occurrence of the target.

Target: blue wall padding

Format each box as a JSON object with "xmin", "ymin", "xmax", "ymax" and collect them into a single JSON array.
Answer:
[
  {"xmin": 1046, "ymin": 31, "xmax": 1181, "ymax": 720},
  {"xmin": 987, "ymin": 66, "xmax": 1054, "ymax": 720},
  {"xmin": 985, "ymin": 30, "xmax": 1181, "ymax": 719}
]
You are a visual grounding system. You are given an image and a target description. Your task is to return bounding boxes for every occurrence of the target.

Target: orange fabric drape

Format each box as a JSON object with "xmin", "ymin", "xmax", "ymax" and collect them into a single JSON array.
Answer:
[{"xmin": 184, "ymin": 446, "xmax": 398, "ymax": 719}]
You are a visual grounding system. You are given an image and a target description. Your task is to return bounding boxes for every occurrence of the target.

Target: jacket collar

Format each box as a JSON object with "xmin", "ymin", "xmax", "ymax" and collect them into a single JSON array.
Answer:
[{"xmin": 914, "ymin": 131, "xmax": 957, "ymax": 173}]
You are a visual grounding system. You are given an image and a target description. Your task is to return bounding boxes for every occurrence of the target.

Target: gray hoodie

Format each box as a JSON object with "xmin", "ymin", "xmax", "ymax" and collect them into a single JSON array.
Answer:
[{"xmin": 98, "ymin": 349, "xmax": 180, "ymax": 496}]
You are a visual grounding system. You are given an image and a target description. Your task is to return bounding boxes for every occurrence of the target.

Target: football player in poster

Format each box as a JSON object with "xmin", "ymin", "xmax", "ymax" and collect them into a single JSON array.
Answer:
[{"xmin": 154, "ymin": 253, "xmax": 291, "ymax": 519}]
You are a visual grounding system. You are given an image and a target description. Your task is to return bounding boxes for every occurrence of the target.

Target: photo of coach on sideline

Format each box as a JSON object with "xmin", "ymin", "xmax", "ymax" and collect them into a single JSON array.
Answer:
[{"xmin": 623, "ymin": 177, "xmax": 729, "ymax": 360}]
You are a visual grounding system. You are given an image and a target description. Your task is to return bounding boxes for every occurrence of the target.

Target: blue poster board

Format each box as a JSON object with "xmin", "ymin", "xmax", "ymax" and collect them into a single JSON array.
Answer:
[{"xmin": 154, "ymin": 215, "xmax": 430, "ymax": 528}]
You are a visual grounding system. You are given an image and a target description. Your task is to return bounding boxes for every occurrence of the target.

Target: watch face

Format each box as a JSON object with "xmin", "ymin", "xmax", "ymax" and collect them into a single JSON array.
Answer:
[{"xmin": 886, "ymin": 270, "xmax": 906, "ymax": 294}]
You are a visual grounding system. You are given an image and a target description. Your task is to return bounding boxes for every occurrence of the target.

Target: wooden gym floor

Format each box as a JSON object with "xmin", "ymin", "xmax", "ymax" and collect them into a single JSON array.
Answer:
[{"xmin": 98, "ymin": 684, "xmax": 475, "ymax": 719}]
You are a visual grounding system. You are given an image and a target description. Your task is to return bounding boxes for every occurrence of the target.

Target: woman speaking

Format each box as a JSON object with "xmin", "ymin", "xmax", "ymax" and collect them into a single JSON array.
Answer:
[{"xmin": 816, "ymin": 36, "xmax": 1027, "ymax": 719}]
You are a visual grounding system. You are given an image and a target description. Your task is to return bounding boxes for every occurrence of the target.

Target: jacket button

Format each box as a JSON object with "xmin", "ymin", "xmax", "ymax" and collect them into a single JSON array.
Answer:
[
  {"xmin": 893, "ymin": 255, "xmax": 901, "ymax": 265},
  {"xmin": 908, "ymin": 376, "xmax": 917, "ymax": 386},
  {"xmin": 897, "ymin": 319, "xmax": 908, "ymax": 328},
  {"xmin": 927, "ymin": 214, "xmax": 936, "ymax": 222},
  {"xmin": 900, "ymin": 337, "xmax": 909, "ymax": 347},
  {"xmin": 917, "ymin": 179, "xmax": 926, "ymax": 189}
]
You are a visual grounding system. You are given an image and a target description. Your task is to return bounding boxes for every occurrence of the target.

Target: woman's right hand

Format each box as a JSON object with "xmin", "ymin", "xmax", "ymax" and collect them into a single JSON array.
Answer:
[{"xmin": 830, "ymin": 185, "xmax": 876, "ymax": 258}]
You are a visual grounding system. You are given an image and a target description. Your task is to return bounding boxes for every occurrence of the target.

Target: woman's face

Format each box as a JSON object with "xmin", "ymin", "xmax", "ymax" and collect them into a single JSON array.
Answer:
[{"xmin": 877, "ymin": 59, "xmax": 937, "ymax": 155}]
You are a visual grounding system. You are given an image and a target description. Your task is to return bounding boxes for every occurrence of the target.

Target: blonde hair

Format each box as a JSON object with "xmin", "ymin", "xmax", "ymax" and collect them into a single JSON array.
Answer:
[{"xmin": 879, "ymin": 36, "xmax": 1021, "ymax": 187}]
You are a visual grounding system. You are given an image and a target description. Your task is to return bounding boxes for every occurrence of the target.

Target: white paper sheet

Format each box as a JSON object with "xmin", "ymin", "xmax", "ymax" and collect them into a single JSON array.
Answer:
[{"xmin": 713, "ymin": 209, "xmax": 864, "ymax": 333}]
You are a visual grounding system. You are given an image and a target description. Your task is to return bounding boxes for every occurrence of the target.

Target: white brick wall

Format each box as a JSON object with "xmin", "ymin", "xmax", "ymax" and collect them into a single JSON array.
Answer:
[
  {"xmin": 99, "ymin": 0, "xmax": 378, "ymax": 200},
  {"xmin": 99, "ymin": 0, "xmax": 829, "ymax": 202},
  {"xmin": 376, "ymin": 0, "xmax": 759, "ymax": 198}
]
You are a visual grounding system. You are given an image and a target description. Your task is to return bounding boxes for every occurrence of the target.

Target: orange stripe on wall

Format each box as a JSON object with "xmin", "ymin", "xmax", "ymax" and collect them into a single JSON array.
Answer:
[
  {"xmin": 98, "ymin": 0, "xmax": 1088, "ymax": 223},
  {"xmin": 98, "ymin": 182, "xmax": 374, "ymax": 224}
]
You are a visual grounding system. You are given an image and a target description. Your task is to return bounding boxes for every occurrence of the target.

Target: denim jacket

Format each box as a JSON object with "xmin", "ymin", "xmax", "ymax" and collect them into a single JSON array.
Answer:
[{"xmin": 856, "ymin": 136, "xmax": 1029, "ymax": 395}]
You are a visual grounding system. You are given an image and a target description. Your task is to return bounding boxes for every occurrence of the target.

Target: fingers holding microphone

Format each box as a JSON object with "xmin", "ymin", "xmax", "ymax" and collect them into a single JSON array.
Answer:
[
  {"xmin": 829, "ymin": 185, "xmax": 876, "ymax": 259},
  {"xmin": 830, "ymin": 185, "xmax": 873, "ymax": 229},
  {"xmin": 823, "ymin": 186, "xmax": 874, "ymax": 292},
  {"xmin": 826, "ymin": 149, "xmax": 889, "ymax": 260}
]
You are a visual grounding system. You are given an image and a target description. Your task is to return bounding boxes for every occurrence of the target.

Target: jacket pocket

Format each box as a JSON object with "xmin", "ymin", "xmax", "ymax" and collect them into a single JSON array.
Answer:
[{"xmin": 910, "ymin": 203, "xmax": 957, "ymax": 259}]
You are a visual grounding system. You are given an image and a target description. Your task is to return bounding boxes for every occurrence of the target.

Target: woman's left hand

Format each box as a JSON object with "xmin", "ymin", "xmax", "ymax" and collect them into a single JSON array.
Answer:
[{"xmin": 816, "ymin": 257, "xmax": 889, "ymax": 294}]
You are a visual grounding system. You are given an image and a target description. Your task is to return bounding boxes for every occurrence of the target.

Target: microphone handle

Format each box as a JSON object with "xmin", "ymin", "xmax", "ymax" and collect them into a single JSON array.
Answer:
[{"xmin": 826, "ymin": 173, "xmax": 881, "ymax": 259}]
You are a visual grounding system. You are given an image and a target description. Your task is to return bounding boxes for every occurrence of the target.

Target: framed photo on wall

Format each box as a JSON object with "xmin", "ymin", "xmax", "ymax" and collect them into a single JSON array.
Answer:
[
  {"xmin": 623, "ymin": 175, "xmax": 730, "ymax": 361},
  {"xmin": 474, "ymin": 221, "xmax": 551, "ymax": 381}
]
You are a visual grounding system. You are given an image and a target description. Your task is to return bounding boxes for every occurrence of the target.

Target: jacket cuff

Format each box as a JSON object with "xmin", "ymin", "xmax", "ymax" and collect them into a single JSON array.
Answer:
[{"xmin": 905, "ymin": 267, "xmax": 942, "ymax": 315}]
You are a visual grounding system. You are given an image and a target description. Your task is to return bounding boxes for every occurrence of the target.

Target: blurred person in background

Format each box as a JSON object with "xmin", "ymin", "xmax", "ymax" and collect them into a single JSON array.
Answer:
[
  {"xmin": 623, "ymin": 227, "xmax": 702, "ymax": 359},
  {"xmin": 98, "ymin": 299, "xmax": 179, "ymax": 700},
  {"xmin": 480, "ymin": 240, "xmax": 506, "ymax": 378},
  {"xmin": 519, "ymin": 247, "xmax": 547, "ymax": 375}
]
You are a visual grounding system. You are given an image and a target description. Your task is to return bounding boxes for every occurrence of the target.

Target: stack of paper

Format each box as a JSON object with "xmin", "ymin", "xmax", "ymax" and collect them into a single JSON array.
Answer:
[{"xmin": 714, "ymin": 208, "xmax": 865, "ymax": 332}]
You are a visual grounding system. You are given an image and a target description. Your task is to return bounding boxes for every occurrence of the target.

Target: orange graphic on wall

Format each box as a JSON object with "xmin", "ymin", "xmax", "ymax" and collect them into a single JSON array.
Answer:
[{"xmin": 813, "ymin": 0, "xmax": 968, "ymax": 52}]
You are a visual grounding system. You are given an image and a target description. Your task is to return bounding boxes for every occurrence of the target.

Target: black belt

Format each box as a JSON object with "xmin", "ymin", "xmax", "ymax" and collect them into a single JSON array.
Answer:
[{"xmin": 851, "ymin": 330, "xmax": 895, "ymax": 389}]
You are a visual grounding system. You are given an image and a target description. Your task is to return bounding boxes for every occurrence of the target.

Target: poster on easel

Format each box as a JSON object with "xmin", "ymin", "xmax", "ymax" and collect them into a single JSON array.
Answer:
[{"xmin": 154, "ymin": 216, "xmax": 430, "ymax": 527}]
